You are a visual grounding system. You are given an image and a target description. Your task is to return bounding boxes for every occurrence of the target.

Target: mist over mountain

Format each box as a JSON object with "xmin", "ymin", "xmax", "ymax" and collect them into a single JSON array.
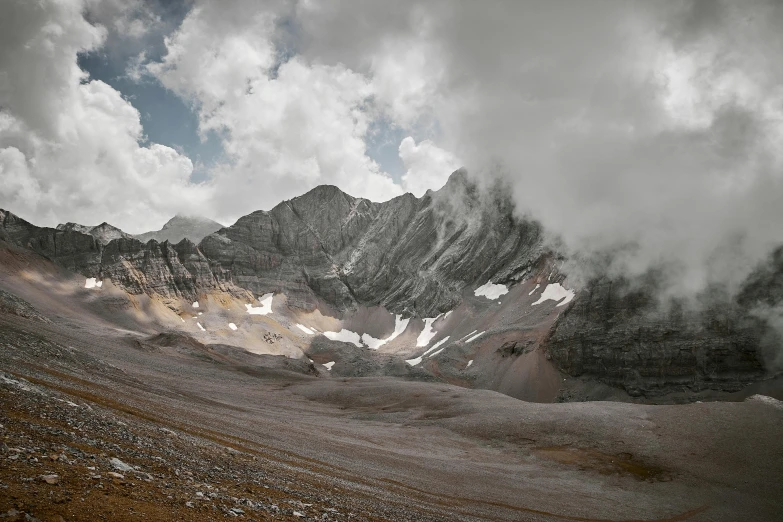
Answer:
[
  {"xmin": 1, "ymin": 170, "xmax": 780, "ymax": 401},
  {"xmin": 135, "ymin": 214, "xmax": 224, "ymax": 244},
  {"xmin": 1, "ymin": 2, "xmax": 782, "ymax": 520}
]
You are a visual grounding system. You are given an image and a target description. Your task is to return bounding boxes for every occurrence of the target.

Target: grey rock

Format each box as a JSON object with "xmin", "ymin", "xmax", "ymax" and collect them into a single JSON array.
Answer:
[
  {"xmin": 109, "ymin": 457, "xmax": 134, "ymax": 472},
  {"xmin": 57, "ymin": 221, "xmax": 134, "ymax": 245},
  {"xmin": 200, "ymin": 170, "xmax": 544, "ymax": 315},
  {"xmin": 1, "ymin": 209, "xmax": 103, "ymax": 275},
  {"xmin": 0, "ymin": 289, "xmax": 51, "ymax": 323},
  {"xmin": 39, "ymin": 474, "xmax": 59, "ymax": 484},
  {"xmin": 544, "ymin": 272, "xmax": 767, "ymax": 397}
]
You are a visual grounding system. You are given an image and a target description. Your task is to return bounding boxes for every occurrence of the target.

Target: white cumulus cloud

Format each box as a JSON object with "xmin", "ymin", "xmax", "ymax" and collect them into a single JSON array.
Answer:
[
  {"xmin": 399, "ymin": 137, "xmax": 460, "ymax": 197},
  {"xmin": 0, "ymin": 0, "xmax": 210, "ymax": 232},
  {"xmin": 148, "ymin": 0, "xmax": 406, "ymax": 221}
]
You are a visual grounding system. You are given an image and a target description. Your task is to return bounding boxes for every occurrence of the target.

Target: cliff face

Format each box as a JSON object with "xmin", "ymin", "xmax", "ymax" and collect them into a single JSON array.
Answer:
[
  {"xmin": 543, "ymin": 276, "xmax": 767, "ymax": 397},
  {"xmin": 1, "ymin": 210, "xmax": 103, "ymax": 274},
  {"xmin": 200, "ymin": 173, "xmax": 545, "ymax": 314},
  {"xmin": 99, "ymin": 237, "xmax": 226, "ymax": 299},
  {"xmin": 0, "ymin": 211, "xmax": 230, "ymax": 301}
]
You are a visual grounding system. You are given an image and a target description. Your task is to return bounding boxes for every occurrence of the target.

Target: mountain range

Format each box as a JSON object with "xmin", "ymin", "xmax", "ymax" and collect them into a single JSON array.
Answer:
[{"xmin": 0, "ymin": 170, "xmax": 780, "ymax": 402}]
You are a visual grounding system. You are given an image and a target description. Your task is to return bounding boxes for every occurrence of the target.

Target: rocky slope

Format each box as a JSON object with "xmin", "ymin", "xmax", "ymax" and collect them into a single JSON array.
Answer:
[
  {"xmin": 199, "ymin": 171, "xmax": 544, "ymax": 313},
  {"xmin": 135, "ymin": 214, "xmax": 224, "ymax": 244},
  {"xmin": 1, "ymin": 170, "xmax": 780, "ymax": 399},
  {"xmin": 57, "ymin": 221, "xmax": 134, "ymax": 245}
]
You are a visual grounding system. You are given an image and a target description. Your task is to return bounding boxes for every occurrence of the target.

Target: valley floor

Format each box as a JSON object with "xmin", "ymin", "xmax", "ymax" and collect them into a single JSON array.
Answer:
[{"xmin": 1, "ymin": 312, "xmax": 782, "ymax": 522}]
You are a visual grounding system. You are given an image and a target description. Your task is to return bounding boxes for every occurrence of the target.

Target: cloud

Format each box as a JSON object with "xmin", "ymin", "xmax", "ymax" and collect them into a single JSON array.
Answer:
[
  {"xmin": 293, "ymin": 0, "xmax": 783, "ymax": 294},
  {"xmin": 399, "ymin": 137, "xmax": 460, "ymax": 197},
  {"xmin": 148, "ymin": 0, "xmax": 405, "ymax": 221},
  {"xmin": 0, "ymin": 0, "xmax": 209, "ymax": 232},
  {"xmin": 5, "ymin": 0, "xmax": 782, "ymax": 299}
]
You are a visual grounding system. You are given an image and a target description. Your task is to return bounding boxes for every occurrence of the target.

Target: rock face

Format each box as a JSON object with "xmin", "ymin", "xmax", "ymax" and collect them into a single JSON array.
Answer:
[
  {"xmin": 0, "ymin": 210, "xmax": 232, "ymax": 301},
  {"xmin": 543, "ymin": 276, "xmax": 767, "ymax": 397},
  {"xmin": 135, "ymin": 215, "xmax": 224, "ymax": 244},
  {"xmin": 200, "ymin": 171, "xmax": 545, "ymax": 314},
  {"xmin": 57, "ymin": 221, "xmax": 134, "ymax": 245},
  {"xmin": 99, "ymin": 237, "xmax": 227, "ymax": 299},
  {"xmin": 1, "ymin": 210, "xmax": 103, "ymax": 274}
]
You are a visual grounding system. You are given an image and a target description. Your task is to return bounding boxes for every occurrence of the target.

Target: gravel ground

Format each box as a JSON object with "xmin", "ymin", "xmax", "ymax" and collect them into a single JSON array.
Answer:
[{"xmin": 1, "ymin": 307, "xmax": 782, "ymax": 521}]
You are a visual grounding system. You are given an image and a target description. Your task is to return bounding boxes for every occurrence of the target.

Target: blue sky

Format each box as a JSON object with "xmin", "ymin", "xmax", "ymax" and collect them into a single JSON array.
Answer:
[{"xmin": 77, "ymin": 0, "xmax": 408, "ymax": 184}]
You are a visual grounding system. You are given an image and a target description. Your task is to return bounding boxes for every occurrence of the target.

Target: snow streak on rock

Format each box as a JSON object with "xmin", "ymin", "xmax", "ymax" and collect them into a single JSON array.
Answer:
[
  {"xmin": 416, "ymin": 315, "xmax": 442, "ymax": 347},
  {"xmin": 84, "ymin": 278, "xmax": 102, "ymax": 289},
  {"xmin": 296, "ymin": 324, "xmax": 315, "ymax": 335},
  {"xmin": 245, "ymin": 293, "xmax": 274, "ymax": 315},
  {"xmin": 474, "ymin": 281, "xmax": 508, "ymax": 300},
  {"xmin": 531, "ymin": 283, "xmax": 575, "ymax": 307},
  {"xmin": 465, "ymin": 331, "xmax": 485, "ymax": 343},
  {"xmin": 323, "ymin": 329, "xmax": 363, "ymax": 347},
  {"xmin": 361, "ymin": 314, "xmax": 410, "ymax": 349}
]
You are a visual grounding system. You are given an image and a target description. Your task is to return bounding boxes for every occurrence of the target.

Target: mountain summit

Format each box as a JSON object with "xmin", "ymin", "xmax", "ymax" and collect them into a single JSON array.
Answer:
[
  {"xmin": 56, "ymin": 221, "xmax": 133, "ymax": 245},
  {"xmin": 135, "ymin": 214, "xmax": 224, "ymax": 244}
]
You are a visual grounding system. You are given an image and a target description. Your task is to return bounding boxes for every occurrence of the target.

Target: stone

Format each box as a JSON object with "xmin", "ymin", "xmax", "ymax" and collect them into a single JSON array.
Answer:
[
  {"xmin": 39, "ymin": 474, "xmax": 59, "ymax": 484},
  {"xmin": 109, "ymin": 457, "xmax": 134, "ymax": 472}
]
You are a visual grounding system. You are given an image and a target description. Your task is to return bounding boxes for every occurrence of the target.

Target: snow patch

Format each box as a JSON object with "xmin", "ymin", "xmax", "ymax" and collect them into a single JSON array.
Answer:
[
  {"xmin": 323, "ymin": 361, "xmax": 335, "ymax": 370},
  {"xmin": 228, "ymin": 323, "xmax": 237, "ymax": 331},
  {"xmin": 84, "ymin": 278, "xmax": 102, "ymax": 289},
  {"xmin": 528, "ymin": 283, "xmax": 540, "ymax": 296},
  {"xmin": 323, "ymin": 329, "xmax": 363, "ymax": 347},
  {"xmin": 465, "ymin": 331, "xmax": 485, "ymax": 343},
  {"xmin": 466, "ymin": 359, "xmax": 473, "ymax": 368},
  {"xmin": 429, "ymin": 346, "xmax": 447, "ymax": 358},
  {"xmin": 416, "ymin": 315, "xmax": 443, "ymax": 347},
  {"xmin": 192, "ymin": 301, "xmax": 199, "ymax": 308},
  {"xmin": 407, "ymin": 336, "xmax": 451, "ymax": 365},
  {"xmin": 474, "ymin": 281, "xmax": 508, "ymax": 300},
  {"xmin": 422, "ymin": 336, "xmax": 450, "ymax": 358},
  {"xmin": 746, "ymin": 395, "xmax": 783, "ymax": 410},
  {"xmin": 246, "ymin": 293, "xmax": 274, "ymax": 315},
  {"xmin": 362, "ymin": 314, "xmax": 410, "ymax": 349},
  {"xmin": 405, "ymin": 356, "xmax": 423, "ymax": 366},
  {"xmin": 196, "ymin": 322, "xmax": 205, "ymax": 331},
  {"xmin": 531, "ymin": 283, "xmax": 575, "ymax": 307},
  {"xmin": 296, "ymin": 324, "xmax": 315, "ymax": 335},
  {"xmin": 458, "ymin": 330, "xmax": 478, "ymax": 342}
]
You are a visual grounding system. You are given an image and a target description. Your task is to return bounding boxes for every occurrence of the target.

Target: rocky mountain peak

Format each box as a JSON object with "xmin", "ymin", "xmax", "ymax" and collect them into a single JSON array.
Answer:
[
  {"xmin": 135, "ymin": 214, "xmax": 223, "ymax": 244},
  {"xmin": 162, "ymin": 214, "xmax": 220, "ymax": 230},
  {"xmin": 55, "ymin": 221, "xmax": 132, "ymax": 245}
]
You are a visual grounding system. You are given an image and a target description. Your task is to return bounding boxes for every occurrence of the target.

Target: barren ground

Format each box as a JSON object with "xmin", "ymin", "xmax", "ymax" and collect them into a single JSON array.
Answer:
[{"xmin": 1, "ymin": 309, "xmax": 782, "ymax": 522}]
